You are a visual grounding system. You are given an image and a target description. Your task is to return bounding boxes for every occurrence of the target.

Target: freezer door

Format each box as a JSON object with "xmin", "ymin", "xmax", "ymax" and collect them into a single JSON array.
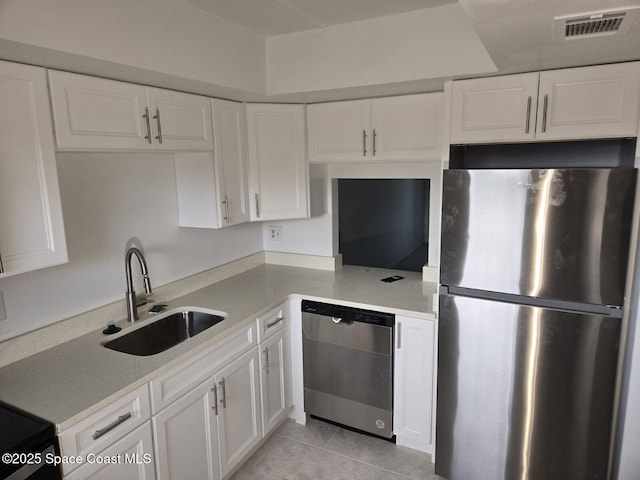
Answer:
[
  {"xmin": 440, "ymin": 168, "xmax": 636, "ymax": 306},
  {"xmin": 435, "ymin": 294, "xmax": 620, "ymax": 480}
]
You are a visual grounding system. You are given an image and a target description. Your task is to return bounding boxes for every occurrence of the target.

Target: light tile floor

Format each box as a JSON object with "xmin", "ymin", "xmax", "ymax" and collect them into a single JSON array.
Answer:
[{"xmin": 231, "ymin": 418, "xmax": 444, "ymax": 480}]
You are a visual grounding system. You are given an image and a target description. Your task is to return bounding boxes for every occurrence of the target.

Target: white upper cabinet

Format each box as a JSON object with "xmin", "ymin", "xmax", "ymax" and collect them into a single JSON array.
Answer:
[
  {"xmin": 175, "ymin": 99, "xmax": 249, "ymax": 229},
  {"xmin": 307, "ymin": 93, "xmax": 443, "ymax": 162},
  {"xmin": 370, "ymin": 94, "xmax": 443, "ymax": 161},
  {"xmin": 146, "ymin": 87, "xmax": 213, "ymax": 151},
  {"xmin": 535, "ymin": 63, "xmax": 640, "ymax": 140},
  {"xmin": 307, "ymin": 99, "xmax": 371, "ymax": 162},
  {"xmin": 450, "ymin": 62, "xmax": 640, "ymax": 144},
  {"xmin": 0, "ymin": 61, "xmax": 68, "ymax": 277},
  {"xmin": 48, "ymin": 71, "xmax": 149, "ymax": 150},
  {"xmin": 49, "ymin": 70, "xmax": 212, "ymax": 151},
  {"xmin": 211, "ymin": 99, "xmax": 250, "ymax": 226},
  {"xmin": 245, "ymin": 104, "xmax": 309, "ymax": 221},
  {"xmin": 450, "ymin": 73, "xmax": 539, "ymax": 143}
]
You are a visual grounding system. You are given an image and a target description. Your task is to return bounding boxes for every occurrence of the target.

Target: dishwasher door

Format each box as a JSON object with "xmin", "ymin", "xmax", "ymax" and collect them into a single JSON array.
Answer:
[{"xmin": 302, "ymin": 304, "xmax": 394, "ymax": 438}]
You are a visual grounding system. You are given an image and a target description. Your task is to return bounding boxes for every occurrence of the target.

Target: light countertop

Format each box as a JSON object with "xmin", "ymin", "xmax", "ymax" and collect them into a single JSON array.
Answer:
[{"xmin": 0, "ymin": 264, "xmax": 436, "ymax": 431}]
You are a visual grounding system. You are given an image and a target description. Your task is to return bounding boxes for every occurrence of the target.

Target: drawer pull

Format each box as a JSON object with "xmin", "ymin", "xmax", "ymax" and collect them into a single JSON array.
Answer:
[
  {"xmin": 265, "ymin": 316, "xmax": 283, "ymax": 329},
  {"xmin": 92, "ymin": 412, "xmax": 132, "ymax": 440}
]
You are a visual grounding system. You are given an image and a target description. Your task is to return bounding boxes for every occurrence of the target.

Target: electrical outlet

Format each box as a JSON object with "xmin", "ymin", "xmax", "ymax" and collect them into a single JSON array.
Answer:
[
  {"xmin": 269, "ymin": 225, "xmax": 283, "ymax": 241},
  {"xmin": 0, "ymin": 292, "xmax": 6, "ymax": 321}
]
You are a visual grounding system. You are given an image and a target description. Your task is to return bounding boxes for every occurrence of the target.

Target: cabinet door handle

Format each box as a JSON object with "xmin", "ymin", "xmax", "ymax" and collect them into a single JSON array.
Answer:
[
  {"xmin": 541, "ymin": 94, "xmax": 548, "ymax": 133},
  {"xmin": 211, "ymin": 384, "xmax": 219, "ymax": 415},
  {"xmin": 0, "ymin": 251, "xmax": 4, "ymax": 274},
  {"xmin": 525, "ymin": 96, "xmax": 532, "ymax": 134},
  {"xmin": 153, "ymin": 108, "xmax": 163, "ymax": 144},
  {"xmin": 372, "ymin": 128, "xmax": 377, "ymax": 156},
  {"xmin": 254, "ymin": 193, "xmax": 260, "ymax": 218},
  {"xmin": 397, "ymin": 322, "xmax": 401, "ymax": 349},
  {"xmin": 92, "ymin": 412, "xmax": 132, "ymax": 440},
  {"xmin": 218, "ymin": 378, "xmax": 227, "ymax": 408},
  {"xmin": 262, "ymin": 347, "xmax": 270, "ymax": 374},
  {"xmin": 222, "ymin": 195, "xmax": 230, "ymax": 223},
  {"xmin": 362, "ymin": 130, "xmax": 367, "ymax": 156},
  {"xmin": 143, "ymin": 107, "xmax": 152, "ymax": 144}
]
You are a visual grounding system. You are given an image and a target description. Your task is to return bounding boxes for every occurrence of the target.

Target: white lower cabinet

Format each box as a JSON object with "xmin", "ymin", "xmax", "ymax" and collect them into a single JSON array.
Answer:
[
  {"xmin": 259, "ymin": 329, "xmax": 290, "ymax": 436},
  {"xmin": 58, "ymin": 384, "xmax": 152, "ymax": 477},
  {"xmin": 64, "ymin": 422, "xmax": 155, "ymax": 480},
  {"xmin": 215, "ymin": 349, "xmax": 262, "ymax": 478},
  {"xmin": 393, "ymin": 315, "xmax": 436, "ymax": 454},
  {"xmin": 153, "ymin": 379, "xmax": 220, "ymax": 480},
  {"xmin": 149, "ymin": 324, "xmax": 262, "ymax": 480}
]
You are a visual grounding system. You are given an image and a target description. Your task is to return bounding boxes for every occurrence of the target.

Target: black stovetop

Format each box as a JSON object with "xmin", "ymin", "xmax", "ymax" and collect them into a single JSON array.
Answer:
[{"xmin": 0, "ymin": 401, "xmax": 56, "ymax": 478}]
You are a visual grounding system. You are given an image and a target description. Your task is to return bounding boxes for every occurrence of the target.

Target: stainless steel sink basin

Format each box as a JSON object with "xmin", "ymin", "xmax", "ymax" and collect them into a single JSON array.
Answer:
[{"xmin": 103, "ymin": 309, "xmax": 225, "ymax": 356}]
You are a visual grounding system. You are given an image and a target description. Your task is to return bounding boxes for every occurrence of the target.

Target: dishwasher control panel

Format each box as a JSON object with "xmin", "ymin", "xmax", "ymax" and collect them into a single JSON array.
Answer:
[{"xmin": 302, "ymin": 300, "xmax": 394, "ymax": 327}]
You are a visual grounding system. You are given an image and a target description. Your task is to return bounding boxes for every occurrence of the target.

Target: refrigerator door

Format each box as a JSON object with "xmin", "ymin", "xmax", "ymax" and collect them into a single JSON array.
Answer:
[
  {"xmin": 436, "ymin": 294, "xmax": 620, "ymax": 480},
  {"xmin": 440, "ymin": 168, "xmax": 636, "ymax": 307}
]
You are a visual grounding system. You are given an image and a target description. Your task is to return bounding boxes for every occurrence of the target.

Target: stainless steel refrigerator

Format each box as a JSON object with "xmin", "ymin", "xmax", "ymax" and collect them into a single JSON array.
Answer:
[{"xmin": 436, "ymin": 168, "xmax": 637, "ymax": 480}]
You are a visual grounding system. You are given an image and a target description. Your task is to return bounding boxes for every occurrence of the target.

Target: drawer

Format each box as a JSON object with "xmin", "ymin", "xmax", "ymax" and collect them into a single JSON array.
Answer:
[
  {"xmin": 150, "ymin": 322, "xmax": 256, "ymax": 413},
  {"xmin": 58, "ymin": 383, "xmax": 151, "ymax": 475},
  {"xmin": 63, "ymin": 421, "xmax": 155, "ymax": 480},
  {"xmin": 256, "ymin": 303, "xmax": 286, "ymax": 343}
]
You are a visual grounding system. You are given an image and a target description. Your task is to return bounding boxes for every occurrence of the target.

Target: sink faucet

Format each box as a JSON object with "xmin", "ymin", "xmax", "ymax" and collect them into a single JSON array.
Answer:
[{"xmin": 125, "ymin": 247, "xmax": 152, "ymax": 322}]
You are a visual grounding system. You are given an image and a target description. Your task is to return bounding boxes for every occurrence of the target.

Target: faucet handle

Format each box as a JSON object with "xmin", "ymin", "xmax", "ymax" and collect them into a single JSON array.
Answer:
[{"xmin": 136, "ymin": 294, "xmax": 153, "ymax": 307}]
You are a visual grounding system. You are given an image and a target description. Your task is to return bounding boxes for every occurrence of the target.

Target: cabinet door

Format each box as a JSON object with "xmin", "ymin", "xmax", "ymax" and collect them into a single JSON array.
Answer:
[
  {"xmin": 246, "ymin": 104, "xmax": 309, "ymax": 221},
  {"xmin": 212, "ymin": 99, "xmax": 250, "ymax": 226},
  {"xmin": 153, "ymin": 379, "xmax": 220, "ymax": 480},
  {"xmin": 371, "ymin": 93, "xmax": 443, "ymax": 161},
  {"xmin": 450, "ymin": 73, "xmax": 539, "ymax": 144},
  {"xmin": 536, "ymin": 62, "xmax": 640, "ymax": 140},
  {"xmin": 147, "ymin": 88, "xmax": 213, "ymax": 151},
  {"xmin": 307, "ymin": 100, "xmax": 371, "ymax": 162},
  {"xmin": 214, "ymin": 348, "xmax": 262, "ymax": 478},
  {"xmin": 259, "ymin": 331, "xmax": 290, "ymax": 436},
  {"xmin": 48, "ymin": 70, "xmax": 150, "ymax": 150},
  {"xmin": 393, "ymin": 315, "xmax": 435, "ymax": 454},
  {"xmin": 0, "ymin": 62, "xmax": 68, "ymax": 277},
  {"xmin": 65, "ymin": 422, "xmax": 155, "ymax": 480},
  {"xmin": 174, "ymin": 152, "xmax": 221, "ymax": 228}
]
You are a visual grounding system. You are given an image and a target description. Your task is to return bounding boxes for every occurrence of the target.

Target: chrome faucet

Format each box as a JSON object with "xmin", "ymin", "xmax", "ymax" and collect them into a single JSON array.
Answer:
[{"xmin": 125, "ymin": 247, "xmax": 152, "ymax": 322}]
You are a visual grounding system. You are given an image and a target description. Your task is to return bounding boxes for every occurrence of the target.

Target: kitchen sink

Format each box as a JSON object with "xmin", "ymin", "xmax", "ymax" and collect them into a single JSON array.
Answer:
[{"xmin": 103, "ymin": 309, "xmax": 225, "ymax": 356}]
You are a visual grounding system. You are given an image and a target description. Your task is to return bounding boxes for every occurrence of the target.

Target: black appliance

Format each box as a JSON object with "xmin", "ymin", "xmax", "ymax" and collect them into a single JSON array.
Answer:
[{"xmin": 0, "ymin": 402, "xmax": 60, "ymax": 479}]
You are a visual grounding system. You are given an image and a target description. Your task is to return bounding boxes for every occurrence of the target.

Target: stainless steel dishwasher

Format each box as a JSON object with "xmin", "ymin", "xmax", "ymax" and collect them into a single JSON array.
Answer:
[{"xmin": 302, "ymin": 300, "xmax": 394, "ymax": 438}]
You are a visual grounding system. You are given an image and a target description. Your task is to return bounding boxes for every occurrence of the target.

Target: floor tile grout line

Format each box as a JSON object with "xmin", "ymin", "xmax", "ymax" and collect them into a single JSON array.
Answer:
[{"xmin": 273, "ymin": 431, "xmax": 421, "ymax": 480}]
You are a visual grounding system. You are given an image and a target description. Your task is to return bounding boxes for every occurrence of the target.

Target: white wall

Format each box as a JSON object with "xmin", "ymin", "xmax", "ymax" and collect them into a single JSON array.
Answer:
[
  {"xmin": 0, "ymin": 152, "xmax": 263, "ymax": 341},
  {"xmin": 266, "ymin": 4, "xmax": 496, "ymax": 96},
  {"xmin": 0, "ymin": 0, "xmax": 266, "ymax": 96}
]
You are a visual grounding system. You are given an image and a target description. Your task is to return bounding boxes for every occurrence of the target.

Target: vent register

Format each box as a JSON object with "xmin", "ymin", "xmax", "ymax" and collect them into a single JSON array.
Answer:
[{"xmin": 554, "ymin": 7, "xmax": 639, "ymax": 40}]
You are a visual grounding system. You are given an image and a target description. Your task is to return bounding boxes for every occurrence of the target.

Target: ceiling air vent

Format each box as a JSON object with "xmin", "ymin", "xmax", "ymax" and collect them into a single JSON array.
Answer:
[{"xmin": 554, "ymin": 7, "xmax": 639, "ymax": 40}]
